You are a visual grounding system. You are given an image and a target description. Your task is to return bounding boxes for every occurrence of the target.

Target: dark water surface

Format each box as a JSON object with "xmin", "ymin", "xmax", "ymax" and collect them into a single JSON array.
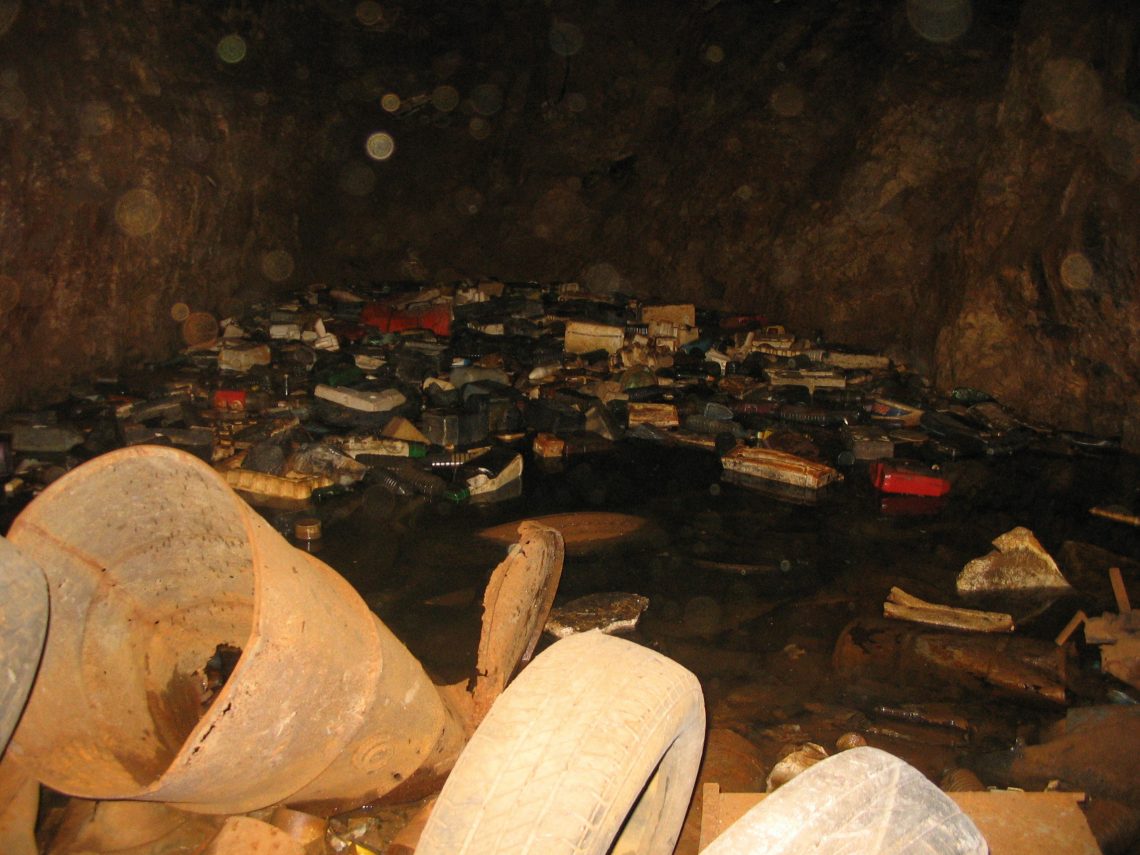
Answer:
[{"xmin": 300, "ymin": 439, "xmax": 1140, "ymax": 781}]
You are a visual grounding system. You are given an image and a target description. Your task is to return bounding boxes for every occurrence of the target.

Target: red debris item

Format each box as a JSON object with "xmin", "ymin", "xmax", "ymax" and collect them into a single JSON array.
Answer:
[
  {"xmin": 879, "ymin": 494, "xmax": 949, "ymax": 517},
  {"xmin": 719, "ymin": 313, "xmax": 768, "ymax": 331},
  {"xmin": 325, "ymin": 321, "xmax": 368, "ymax": 343},
  {"xmin": 362, "ymin": 301, "xmax": 451, "ymax": 336},
  {"xmin": 212, "ymin": 389, "xmax": 247, "ymax": 411},
  {"xmin": 869, "ymin": 460, "xmax": 950, "ymax": 497}
]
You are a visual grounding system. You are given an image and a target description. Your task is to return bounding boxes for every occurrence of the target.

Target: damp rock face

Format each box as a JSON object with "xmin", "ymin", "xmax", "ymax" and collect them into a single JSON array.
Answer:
[
  {"xmin": 933, "ymin": 0, "xmax": 1140, "ymax": 443},
  {"xmin": 0, "ymin": 0, "xmax": 1137, "ymax": 444},
  {"xmin": 0, "ymin": 2, "xmax": 314, "ymax": 410}
]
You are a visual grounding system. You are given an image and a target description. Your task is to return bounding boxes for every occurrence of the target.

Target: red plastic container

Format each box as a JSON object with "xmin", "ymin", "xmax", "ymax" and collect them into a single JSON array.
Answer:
[
  {"xmin": 212, "ymin": 389, "xmax": 247, "ymax": 411},
  {"xmin": 869, "ymin": 460, "xmax": 950, "ymax": 497},
  {"xmin": 326, "ymin": 321, "xmax": 368, "ymax": 343},
  {"xmin": 361, "ymin": 301, "xmax": 451, "ymax": 336}
]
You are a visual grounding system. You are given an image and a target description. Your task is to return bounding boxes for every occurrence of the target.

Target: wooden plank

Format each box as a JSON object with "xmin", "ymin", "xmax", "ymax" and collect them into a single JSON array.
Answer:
[
  {"xmin": 1055, "ymin": 610, "xmax": 1088, "ymax": 646},
  {"xmin": 884, "ymin": 587, "xmax": 1014, "ymax": 633},
  {"xmin": 1090, "ymin": 506, "xmax": 1140, "ymax": 527},
  {"xmin": 1110, "ymin": 567, "xmax": 1131, "ymax": 614},
  {"xmin": 952, "ymin": 791, "xmax": 1099, "ymax": 855}
]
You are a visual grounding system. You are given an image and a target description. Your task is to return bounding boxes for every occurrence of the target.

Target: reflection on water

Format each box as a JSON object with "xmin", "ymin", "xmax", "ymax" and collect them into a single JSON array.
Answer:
[{"xmin": 309, "ymin": 439, "xmax": 1140, "ymax": 778}]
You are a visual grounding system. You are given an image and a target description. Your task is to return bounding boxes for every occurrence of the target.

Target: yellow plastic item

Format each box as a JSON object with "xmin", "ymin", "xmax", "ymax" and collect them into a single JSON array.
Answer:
[{"xmin": 222, "ymin": 468, "xmax": 334, "ymax": 500}]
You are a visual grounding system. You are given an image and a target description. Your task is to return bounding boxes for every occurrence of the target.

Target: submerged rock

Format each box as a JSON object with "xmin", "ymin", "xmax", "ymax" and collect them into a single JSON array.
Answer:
[
  {"xmin": 956, "ymin": 527, "xmax": 1073, "ymax": 595},
  {"xmin": 766, "ymin": 742, "xmax": 829, "ymax": 792},
  {"xmin": 973, "ymin": 705, "xmax": 1140, "ymax": 805},
  {"xmin": 544, "ymin": 592, "xmax": 649, "ymax": 639}
]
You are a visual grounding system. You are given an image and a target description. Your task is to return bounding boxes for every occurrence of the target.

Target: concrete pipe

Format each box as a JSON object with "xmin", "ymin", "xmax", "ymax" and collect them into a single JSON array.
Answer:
[{"xmin": 5, "ymin": 445, "xmax": 466, "ymax": 814}]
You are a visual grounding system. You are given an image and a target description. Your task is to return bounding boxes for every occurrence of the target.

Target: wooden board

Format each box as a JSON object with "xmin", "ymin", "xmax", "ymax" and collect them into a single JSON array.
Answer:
[{"xmin": 478, "ymin": 511, "xmax": 655, "ymax": 556}]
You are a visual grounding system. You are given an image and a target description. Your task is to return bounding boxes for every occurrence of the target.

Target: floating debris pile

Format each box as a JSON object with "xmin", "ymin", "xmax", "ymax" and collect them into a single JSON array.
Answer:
[{"xmin": 1, "ymin": 278, "xmax": 1116, "ymax": 529}]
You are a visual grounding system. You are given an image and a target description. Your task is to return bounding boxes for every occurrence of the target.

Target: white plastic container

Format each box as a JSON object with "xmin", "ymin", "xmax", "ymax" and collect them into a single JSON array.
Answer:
[
  {"xmin": 564, "ymin": 321, "xmax": 624, "ymax": 355},
  {"xmin": 314, "ymin": 384, "xmax": 405, "ymax": 413}
]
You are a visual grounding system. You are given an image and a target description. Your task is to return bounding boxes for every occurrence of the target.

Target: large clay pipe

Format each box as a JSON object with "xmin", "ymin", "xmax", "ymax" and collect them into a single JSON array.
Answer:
[{"xmin": 5, "ymin": 446, "xmax": 468, "ymax": 815}]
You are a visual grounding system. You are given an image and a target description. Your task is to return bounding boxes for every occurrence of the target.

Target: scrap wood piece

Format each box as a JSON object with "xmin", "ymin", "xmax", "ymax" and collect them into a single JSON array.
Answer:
[
  {"xmin": 1090, "ymin": 505, "xmax": 1140, "ymax": 527},
  {"xmin": 1054, "ymin": 610, "xmax": 1088, "ymax": 646},
  {"xmin": 884, "ymin": 587, "xmax": 1015, "ymax": 633},
  {"xmin": 471, "ymin": 522, "xmax": 566, "ymax": 724},
  {"xmin": 1072, "ymin": 568, "xmax": 1140, "ymax": 691},
  {"xmin": 941, "ymin": 791, "xmax": 1099, "ymax": 855},
  {"xmin": 478, "ymin": 511, "xmax": 657, "ymax": 556},
  {"xmin": 1084, "ymin": 620, "xmax": 1140, "ymax": 693},
  {"xmin": 1084, "ymin": 618, "xmax": 1140, "ymax": 691},
  {"xmin": 1109, "ymin": 566, "xmax": 1132, "ymax": 614}
]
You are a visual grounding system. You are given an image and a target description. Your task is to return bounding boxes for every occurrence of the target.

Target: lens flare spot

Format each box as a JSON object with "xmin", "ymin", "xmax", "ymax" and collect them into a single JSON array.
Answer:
[
  {"xmin": 216, "ymin": 34, "xmax": 247, "ymax": 65},
  {"xmin": 115, "ymin": 188, "xmax": 162, "ymax": 237},
  {"xmin": 365, "ymin": 131, "xmax": 395, "ymax": 161}
]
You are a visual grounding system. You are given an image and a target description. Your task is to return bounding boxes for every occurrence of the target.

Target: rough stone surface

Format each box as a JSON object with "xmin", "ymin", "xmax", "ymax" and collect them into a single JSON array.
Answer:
[
  {"xmin": 544, "ymin": 591, "xmax": 649, "ymax": 638},
  {"xmin": 0, "ymin": 0, "xmax": 1137, "ymax": 439},
  {"xmin": 0, "ymin": 2, "xmax": 315, "ymax": 409},
  {"xmin": 935, "ymin": 0, "xmax": 1140, "ymax": 439},
  {"xmin": 956, "ymin": 526, "xmax": 1073, "ymax": 594}
]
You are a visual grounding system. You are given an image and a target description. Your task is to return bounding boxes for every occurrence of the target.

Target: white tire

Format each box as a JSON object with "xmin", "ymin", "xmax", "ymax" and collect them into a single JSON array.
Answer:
[
  {"xmin": 415, "ymin": 631, "xmax": 705, "ymax": 855},
  {"xmin": 703, "ymin": 746, "xmax": 987, "ymax": 855}
]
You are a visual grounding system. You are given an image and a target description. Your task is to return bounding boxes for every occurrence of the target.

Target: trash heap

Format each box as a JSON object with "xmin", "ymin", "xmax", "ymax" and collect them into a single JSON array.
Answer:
[{"xmin": 1, "ymin": 279, "xmax": 1117, "ymax": 527}]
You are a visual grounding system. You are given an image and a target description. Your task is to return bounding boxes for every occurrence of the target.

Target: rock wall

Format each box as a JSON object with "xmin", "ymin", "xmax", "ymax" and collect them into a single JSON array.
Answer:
[
  {"xmin": 303, "ymin": 0, "xmax": 1019, "ymax": 373},
  {"xmin": 934, "ymin": 0, "xmax": 1140, "ymax": 439},
  {"xmin": 0, "ymin": 1, "xmax": 314, "ymax": 409},
  {"xmin": 1, "ymin": 0, "xmax": 1137, "ymax": 441}
]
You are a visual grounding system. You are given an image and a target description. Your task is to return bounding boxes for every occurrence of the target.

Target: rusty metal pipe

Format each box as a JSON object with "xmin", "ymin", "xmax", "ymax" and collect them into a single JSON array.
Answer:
[{"xmin": 6, "ymin": 446, "xmax": 466, "ymax": 815}]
